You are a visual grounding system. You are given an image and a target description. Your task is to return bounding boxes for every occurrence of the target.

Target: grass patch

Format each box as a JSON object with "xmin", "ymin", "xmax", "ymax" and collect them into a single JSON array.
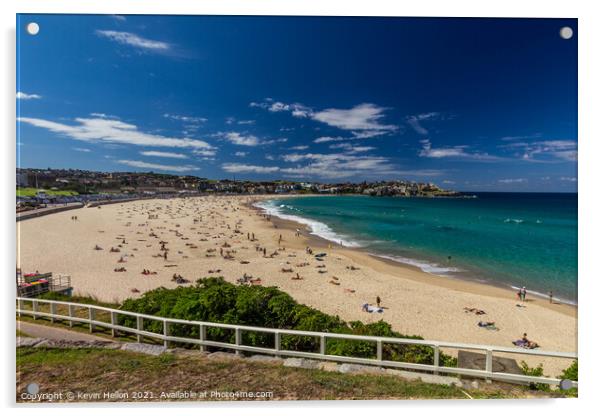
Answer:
[{"xmin": 16, "ymin": 187, "xmax": 79, "ymax": 197}]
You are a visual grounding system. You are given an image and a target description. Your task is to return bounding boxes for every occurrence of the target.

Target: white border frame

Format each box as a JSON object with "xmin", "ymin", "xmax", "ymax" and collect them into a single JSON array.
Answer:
[{"xmin": 2, "ymin": 1, "xmax": 600, "ymax": 414}]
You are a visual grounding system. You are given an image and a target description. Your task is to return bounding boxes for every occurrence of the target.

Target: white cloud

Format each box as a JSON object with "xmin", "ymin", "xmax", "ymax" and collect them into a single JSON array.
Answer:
[
  {"xmin": 16, "ymin": 92, "xmax": 41, "ymax": 100},
  {"xmin": 192, "ymin": 149, "xmax": 217, "ymax": 157},
  {"xmin": 163, "ymin": 113, "xmax": 207, "ymax": 124},
  {"xmin": 498, "ymin": 178, "xmax": 527, "ymax": 184},
  {"xmin": 224, "ymin": 153, "xmax": 443, "ymax": 179},
  {"xmin": 222, "ymin": 163, "xmax": 280, "ymax": 174},
  {"xmin": 313, "ymin": 136, "xmax": 346, "ymax": 144},
  {"xmin": 278, "ymin": 152, "xmax": 416, "ymax": 179},
  {"xmin": 111, "ymin": 15, "xmax": 127, "ymax": 22},
  {"xmin": 500, "ymin": 133, "xmax": 542, "ymax": 141},
  {"xmin": 251, "ymin": 100, "xmax": 312, "ymax": 118},
  {"xmin": 89, "ymin": 112, "xmax": 116, "ymax": 119},
  {"xmin": 96, "ymin": 30, "xmax": 170, "ymax": 51},
  {"xmin": 235, "ymin": 151, "xmax": 248, "ymax": 157},
  {"xmin": 18, "ymin": 116, "xmax": 215, "ymax": 150},
  {"xmin": 222, "ymin": 132, "xmax": 260, "ymax": 146},
  {"xmin": 218, "ymin": 132, "xmax": 287, "ymax": 147},
  {"xmin": 72, "ymin": 147, "xmax": 91, "ymax": 152},
  {"xmin": 252, "ymin": 100, "xmax": 397, "ymax": 137},
  {"xmin": 329, "ymin": 143, "xmax": 375, "ymax": 153},
  {"xmin": 406, "ymin": 112, "xmax": 440, "ymax": 135},
  {"xmin": 560, "ymin": 176, "xmax": 577, "ymax": 182},
  {"xmin": 312, "ymin": 103, "xmax": 397, "ymax": 135},
  {"xmin": 419, "ymin": 139, "xmax": 499, "ymax": 161},
  {"xmin": 290, "ymin": 145, "xmax": 309, "ymax": 150},
  {"xmin": 118, "ymin": 159, "xmax": 199, "ymax": 173},
  {"xmin": 140, "ymin": 151, "xmax": 188, "ymax": 159},
  {"xmin": 499, "ymin": 139, "xmax": 577, "ymax": 162}
]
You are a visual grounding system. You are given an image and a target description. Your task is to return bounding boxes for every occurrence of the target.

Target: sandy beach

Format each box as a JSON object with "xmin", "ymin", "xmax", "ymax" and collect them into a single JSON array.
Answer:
[{"xmin": 16, "ymin": 195, "xmax": 577, "ymax": 375}]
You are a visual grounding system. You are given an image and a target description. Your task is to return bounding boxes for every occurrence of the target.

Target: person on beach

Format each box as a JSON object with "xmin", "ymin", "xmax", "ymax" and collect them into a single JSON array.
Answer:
[
  {"xmin": 548, "ymin": 291, "xmax": 553, "ymax": 303},
  {"xmin": 521, "ymin": 287, "xmax": 527, "ymax": 302},
  {"xmin": 376, "ymin": 296, "xmax": 381, "ymax": 307}
]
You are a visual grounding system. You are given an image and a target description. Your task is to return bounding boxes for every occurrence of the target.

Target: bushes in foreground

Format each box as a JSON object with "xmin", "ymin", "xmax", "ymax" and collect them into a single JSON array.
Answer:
[{"xmin": 119, "ymin": 277, "xmax": 457, "ymax": 367}]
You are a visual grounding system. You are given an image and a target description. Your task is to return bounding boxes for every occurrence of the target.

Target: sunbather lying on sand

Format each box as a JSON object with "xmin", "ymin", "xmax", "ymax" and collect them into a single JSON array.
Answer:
[
  {"xmin": 464, "ymin": 307, "xmax": 486, "ymax": 315},
  {"xmin": 477, "ymin": 321, "xmax": 498, "ymax": 330},
  {"xmin": 512, "ymin": 333, "xmax": 540, "ymax": 349},
  {"xmin": 361, "ymin": 303, "xmax": 383, "ymax": 313}
]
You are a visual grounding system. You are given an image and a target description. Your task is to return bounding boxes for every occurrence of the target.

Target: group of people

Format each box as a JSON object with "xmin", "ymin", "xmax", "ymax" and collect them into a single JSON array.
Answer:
[
  {"xmin": 517, "ymin": 286, "xmax": 528, "ymax": 302},
  {"xmin": 171, "ymin": 273, "xmax": 189, "ymax": 284}
]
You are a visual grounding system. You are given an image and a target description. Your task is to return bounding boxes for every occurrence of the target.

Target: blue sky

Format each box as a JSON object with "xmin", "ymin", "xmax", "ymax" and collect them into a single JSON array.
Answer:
[{"xmin": 16, "ymin": 15, "xmax": 577, "ymax": 191}]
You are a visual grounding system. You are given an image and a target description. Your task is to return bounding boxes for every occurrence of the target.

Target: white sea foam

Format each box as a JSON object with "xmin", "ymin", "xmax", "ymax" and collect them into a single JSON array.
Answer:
[
  {"xmin": 374, "ymin": 254, "xmax": 462, "ymax": 276},
  {"xmin": 254, "ymin": 200, "xmax": 364, "ymax": 248}
]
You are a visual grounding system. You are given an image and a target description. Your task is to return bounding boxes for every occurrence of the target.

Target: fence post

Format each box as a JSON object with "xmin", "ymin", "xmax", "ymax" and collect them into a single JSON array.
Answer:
[
  {"xmin": 275, "ymin": 332, "xmax": 281, "ymax": 357},
  {"xmin": 110, "ymin": 312, "xmax": 117, "ymax": 337},
  {"xmin": 32, "ymin": 300, "xmax": 38, "ymax": 320},
  {"xmin": 485, "ymin": 349, "xmax": 493, "ymax": 383},
  {"xmin": 433, "ymin": 345, "xmax": 440, "ymax": 375},
  {"xmin": 320, "ymin": 336, "xmax": 326, "ymax": 356},
  {"xmin": 377, "ymin": 340, "xmax": 383, "ymax": 362},
  {"xmin": 136, "ymin": 316, "xmax": 143, "ymax": 343},
  {"xmin": 50, "ymin": 303, "xmax": 56, "ymax": 323},
  {"xmin": 163, "ymin": 320, "xmax": 169, "ymax": 348},
  {"xmin": 17, "ymin": 299, "xmax": 23, "ymax": 317},
  {"xmin": 68, "ymin": 304, "xmax": 74, "ymax": 327},
  {"xmin": 235, "ymin": 328, "xmax": 242, "ymax": 356},
  {"xmin": 88, "ymin": 307, "xmax": 96, "ymax": 333},
  {"xmin": 199, "ymin": 324, "xmax": 206, "ymax": 352}
]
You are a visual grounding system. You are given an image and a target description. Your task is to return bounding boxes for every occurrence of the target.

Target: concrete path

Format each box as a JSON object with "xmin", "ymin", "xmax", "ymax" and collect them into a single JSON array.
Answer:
[{"xmin": 17, "ymin": 321, "xmax": 108, "ymax": 342}]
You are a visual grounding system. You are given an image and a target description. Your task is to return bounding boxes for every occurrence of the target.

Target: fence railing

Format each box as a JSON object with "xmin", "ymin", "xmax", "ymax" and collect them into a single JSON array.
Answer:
[{"xmin": 16, "ymin": 297, "xmax": 577, "ymax": 388}]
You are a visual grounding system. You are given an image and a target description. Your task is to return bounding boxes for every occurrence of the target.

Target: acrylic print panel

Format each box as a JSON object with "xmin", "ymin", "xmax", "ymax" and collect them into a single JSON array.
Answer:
[{"xmin": 16, "ymin": 14, "xmax": 578, "ymax": 403}]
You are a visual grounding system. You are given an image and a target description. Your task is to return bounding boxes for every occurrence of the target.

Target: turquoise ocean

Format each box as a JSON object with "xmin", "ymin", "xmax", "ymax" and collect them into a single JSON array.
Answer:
[{"xmin": 256, "ymin": 193, "xmax": 577, "ymax": 304}]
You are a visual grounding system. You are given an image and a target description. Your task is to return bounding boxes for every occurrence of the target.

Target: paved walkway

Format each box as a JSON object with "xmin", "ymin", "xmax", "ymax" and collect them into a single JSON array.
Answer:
[{"xmin": 17, "ymin": 321, "xmax": 108, "ymax": 342}]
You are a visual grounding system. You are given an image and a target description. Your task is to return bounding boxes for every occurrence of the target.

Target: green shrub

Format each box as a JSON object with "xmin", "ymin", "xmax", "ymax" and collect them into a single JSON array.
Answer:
[
  {"xmin": 520, "ymin": 361, "xmax": 550, "ymax": 391},
  {"xmin": 560, "ymin": 360, "xmax": 578, "ymax": 381},
  {"xmin": 118, "ymin": 277, "xmax": 456, "ymax": 367}
]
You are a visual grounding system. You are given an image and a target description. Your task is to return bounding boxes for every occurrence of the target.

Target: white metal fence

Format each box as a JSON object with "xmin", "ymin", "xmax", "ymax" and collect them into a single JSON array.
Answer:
[{"xmin": 16, "ymin": 297, "xmax": 577, "ymax": 388}]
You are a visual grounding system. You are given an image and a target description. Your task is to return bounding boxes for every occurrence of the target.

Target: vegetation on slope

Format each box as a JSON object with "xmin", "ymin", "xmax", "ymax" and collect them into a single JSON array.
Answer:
[{"xmin": 119, "ymin": 277, "xmax": 457, "ymax": 367}]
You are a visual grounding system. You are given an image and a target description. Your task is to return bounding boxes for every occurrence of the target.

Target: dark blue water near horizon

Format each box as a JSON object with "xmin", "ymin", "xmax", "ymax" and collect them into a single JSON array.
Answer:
[{"xmin": 257, "ymin": 192, "xmax": 577, "ymax": 304}]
